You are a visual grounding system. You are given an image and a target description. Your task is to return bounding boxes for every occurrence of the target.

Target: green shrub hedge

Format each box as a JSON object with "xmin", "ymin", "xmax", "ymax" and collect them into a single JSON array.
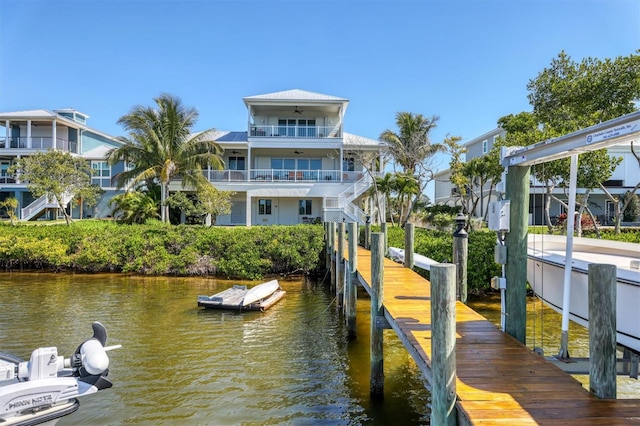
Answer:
[
  {"xmin": 0, "ymin": 221, "xmax": 325, "ymax": 280},
  {"xmin": 371, "ymin": 225, "xmax": 502, "ymax": 293}
]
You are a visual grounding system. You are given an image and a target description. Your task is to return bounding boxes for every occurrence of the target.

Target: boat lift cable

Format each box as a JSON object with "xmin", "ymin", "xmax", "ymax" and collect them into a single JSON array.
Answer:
[
  {"xmin": 531, "ymin": 163, "xmax": 537, "ymax": 352},
  {"xmin": 302, "ymin": 265, "xmax": 338, "ymax": 324},
  {"xmin": 303, "ymin": 295, "xmax": 338, "ymax": 324}
]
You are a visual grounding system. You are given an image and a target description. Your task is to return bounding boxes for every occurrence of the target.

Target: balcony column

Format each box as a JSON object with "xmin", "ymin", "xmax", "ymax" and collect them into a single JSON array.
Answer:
[
  {"xmin": 245, "ymin": 192, "xmax": 252, "ymax": 227},
  {"xmin": 247, "ymin": 149, "xmax": 252, "ymax": 181},
  {"xmin": 340, "ymin": 146, "xmax": 344, "ymax": 182},
  {"xmin": 52, "ymin": 119, "xmax": 57, "ymax": 151},
  {"xmin": 27, "ymin": 120, "xmax": 32, "ymax": 148},
  {"xmin": 4, "ymin": 120, "xmax": 8, "ymax": 149}
]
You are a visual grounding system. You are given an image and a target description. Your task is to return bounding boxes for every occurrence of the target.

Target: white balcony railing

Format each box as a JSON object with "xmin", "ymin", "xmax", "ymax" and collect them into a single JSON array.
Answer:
[
  {"xmin": 0, "ymin": 137, "xmax": 79, "ymax": 153},
  {"xmin": 249, "ymin": 125, "xmax": 341, "ymax": 138},
  {"xmin": 202, "ymin": 169, "xmax": 363, "ymax": 183}
]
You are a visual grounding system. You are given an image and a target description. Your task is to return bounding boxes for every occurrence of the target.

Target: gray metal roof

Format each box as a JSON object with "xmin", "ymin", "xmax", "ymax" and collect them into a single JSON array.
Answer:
[
  {"xmin": 243, "ymin": 89, "xmax": 348, "ymax": 103},
  {"xmin": 344, "ymin": 132, "xmax": 384, "ymax": 148},
  {"xmin": 0, "ymin": 109, "xmax": 58, "ymax": 119}
]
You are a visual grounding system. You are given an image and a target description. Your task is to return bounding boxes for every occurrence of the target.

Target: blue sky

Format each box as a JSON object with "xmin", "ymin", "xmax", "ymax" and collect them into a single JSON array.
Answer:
[{"xmin": 1, "ymin": 0, "xmax": 638, "ymax": 198}]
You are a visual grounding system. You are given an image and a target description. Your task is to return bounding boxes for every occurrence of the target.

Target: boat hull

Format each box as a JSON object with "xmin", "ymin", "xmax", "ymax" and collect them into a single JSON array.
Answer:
[
  {"xmin": 242, "ymin": 279, "xmax": 280, "ymax": 306},
  {"xmin": 527, "ymin": 234, "xmax": 640, "ymax": 353}
]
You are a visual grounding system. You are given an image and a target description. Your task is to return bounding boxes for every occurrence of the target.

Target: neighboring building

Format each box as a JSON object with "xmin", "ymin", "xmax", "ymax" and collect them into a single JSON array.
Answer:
[
  {"xmin": 0, "ymin": 109, "xmax": 125, "ymax": 220},
  {"xmin": 1, "ymin": 89, "xmax": 386, "ymax": 225},
  {"xmin": 433, "ymin": 128, "xmax": 505, "ymax": 216},
  {"xmin": 190, "ymin": 89, "xmax": 385, "ymax": 226},
  {"xmin": 433, "ymin": 126, "xmax": 639, "ymax": 226}
]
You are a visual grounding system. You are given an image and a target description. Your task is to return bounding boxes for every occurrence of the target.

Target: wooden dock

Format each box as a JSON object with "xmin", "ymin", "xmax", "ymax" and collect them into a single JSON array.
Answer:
[{"xmin": 352, "ymin": 245, "xmax": 640, "ymax": 425}]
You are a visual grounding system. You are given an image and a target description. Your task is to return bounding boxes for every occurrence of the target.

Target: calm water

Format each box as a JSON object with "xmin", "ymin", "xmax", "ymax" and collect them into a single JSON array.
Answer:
[{"xmin": 0, "ymin": 273, "xmax": 430, "ymax": 425}]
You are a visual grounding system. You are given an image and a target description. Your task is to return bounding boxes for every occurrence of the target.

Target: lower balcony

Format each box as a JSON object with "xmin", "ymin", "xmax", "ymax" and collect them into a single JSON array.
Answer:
[{"xmin": 203, "ymin": 169, "xmax": 364, "ymax": 183}]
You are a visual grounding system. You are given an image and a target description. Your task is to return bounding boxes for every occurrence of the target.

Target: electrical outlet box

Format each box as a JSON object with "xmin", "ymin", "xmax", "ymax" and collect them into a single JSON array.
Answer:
[
  {"xmin": 488, "ymin": 200, "xmax": 510, "ymax": 232},
  {"xmin": 491, "ymin": 276, "xmax": 506, "ymax": 290}
]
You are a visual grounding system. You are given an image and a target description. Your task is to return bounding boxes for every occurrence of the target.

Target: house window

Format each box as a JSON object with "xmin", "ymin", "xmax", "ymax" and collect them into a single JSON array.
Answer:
[
  {"xmin": 299, "ymin": 200, "xmax": 312, "ymax": 215},
  {"xmin": 229, "ymin": 156, "xmax": 245, "ymax": 170},
  {"xmin": 278, "ymin": 119, "xmax": 316, "ymax": 137},
  {"xmin": 0, "ymin": 161, "xmax": 9, "ymax": 177},
  {"xmin": 482, "ymin": 139, "xmax": 488, "ymax": 154},
  {"xmin": 91, "ymin": 161, "xmax": 111, "ymax": 187},
  {"xmin": 343, "ymin": 157, "xmax": 355, "ymax": 171},
  {"xmin": 258, "ymin": 199, "xmax": 272, "ymax": 215},
  {"xmin": 298, "ymin": 119, "xmax": 316, "ymax": 137}
]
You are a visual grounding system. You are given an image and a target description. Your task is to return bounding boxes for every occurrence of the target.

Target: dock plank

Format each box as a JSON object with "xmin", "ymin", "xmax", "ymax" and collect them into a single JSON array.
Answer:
[{"xmin": 351, "ymin": 245, "xmax": 640, "ymax": 425}]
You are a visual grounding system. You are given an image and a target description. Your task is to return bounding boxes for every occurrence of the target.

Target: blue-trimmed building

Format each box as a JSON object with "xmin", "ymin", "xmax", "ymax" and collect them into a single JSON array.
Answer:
[{"xmin": 0, "ymin": 109, "xmax": 125, "ymax": 220}]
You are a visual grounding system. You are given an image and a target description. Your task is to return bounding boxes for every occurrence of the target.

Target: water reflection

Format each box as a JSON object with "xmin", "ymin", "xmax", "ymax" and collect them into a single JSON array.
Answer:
[{"xmin": 0, "ymin": 273, "xmax": 429, "ymax": 425}]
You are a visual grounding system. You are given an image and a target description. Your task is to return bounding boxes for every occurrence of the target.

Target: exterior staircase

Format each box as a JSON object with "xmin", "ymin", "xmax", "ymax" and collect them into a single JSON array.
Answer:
[
  {"xmin": 324, "ymin": 174, "xmax": 373, "ymax": 224},
  {"xmin": 20, "ymin": 192, "xmax": 74, "ymax": 221}
]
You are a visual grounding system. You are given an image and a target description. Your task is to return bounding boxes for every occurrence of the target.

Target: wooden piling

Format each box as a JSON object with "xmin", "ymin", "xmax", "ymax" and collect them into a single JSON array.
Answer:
[
  {"xmin": 589, "ymin": 263, "xmax": 617, "ymax": 399},
  {"xmin": 430, "ymin": 263, "xmax": 457, "ymax": 425},
  {"xmin": 504, "ymin": 164, "xmax": 530, "ymax": 344},
  {"xmin": 370, "ymin": 232, "xmax": 384, "ymax": 397},
  {"xmin": 329, "ymin": 222, "xmax": 336, "ymax": 292},
  {"xmin": 365, "ymin": 219, "xmax": 371, "ymax": 249},
  {"xmin": 346, "ymin": 221, "xmax": 358, "ymax": 338},
  {"xmin": 337, "ymin": 222, "xmax": 345, "ymax": 309},
  {"xmin": 324, "ymin": 222, "xmax": 331, "ymax": 270},
  {"xmin": 453, "ymin": 213, "xmax": 468, "ymax": 304},
  {"xmin": 404, "ymin": 222, "xmax": 414, "ymax": 269},
  {"xmin": 381, "ymin": 222, "xmax": 389, "ymax": 257}
]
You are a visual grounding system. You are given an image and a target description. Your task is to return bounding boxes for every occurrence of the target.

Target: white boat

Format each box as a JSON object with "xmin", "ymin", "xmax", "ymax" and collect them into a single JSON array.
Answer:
[
  {"xmin": 198, "ymin": 279, "xmax": 285, "ymax": 311},
  {"xmin": 388, "ymin": 247, "xmax": 438, "ymax": 271},
  {"xmin": 242, "ymin": 279, "xmax": 281, "ymax": 306},
  {"xmin": 0, "ymin": 322, "xmax": 120, "ymax": 426},
  {"xmin": 527, "ymin": 234, "xmax": 640, "ymax": 353}
]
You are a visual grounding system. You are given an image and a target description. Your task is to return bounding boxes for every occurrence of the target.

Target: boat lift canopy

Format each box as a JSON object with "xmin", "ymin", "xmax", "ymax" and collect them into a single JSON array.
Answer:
[
  {"xmin": 501, "ymin": 111, "xmax": 640, "ymax": 167},
  {"xmin": 498, "ymin": 111, "xmax": 640, "ymax": 357}
]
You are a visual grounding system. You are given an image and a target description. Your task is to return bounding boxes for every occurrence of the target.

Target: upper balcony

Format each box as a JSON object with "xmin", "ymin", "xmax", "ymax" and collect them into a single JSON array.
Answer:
[
  {"xmin": 249, "ymin": 124, "xmax": 341, "ymax": 139},
  {"xmin": 0, "ymin": 136, "xmax": 79, "ymax": 153},
  {"xmin": 244, "ymin": 89, "xmax": 348, "ymax": 143}
]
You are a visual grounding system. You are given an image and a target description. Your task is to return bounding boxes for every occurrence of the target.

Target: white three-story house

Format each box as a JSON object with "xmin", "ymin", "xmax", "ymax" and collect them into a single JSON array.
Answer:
[{"xmin": 190, "ymin": 89, "xmax": 385, "ymax": 226}]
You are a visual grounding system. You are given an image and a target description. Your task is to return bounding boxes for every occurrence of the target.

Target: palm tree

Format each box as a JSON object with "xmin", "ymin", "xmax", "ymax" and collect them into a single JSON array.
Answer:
[
  {"xmin": 380, "ymin": 112, "xmax": 444, "ymax": 226},
  {"xmin": 393, "ymin": 172, "xmax": 420, "ymax": 225},
  {"xmin": 380, "ymin": 112, "xmax": 442, "ymax": 174},
  {"xmin": 107, "ymin": 93, "xmax": 224, "ymax": 222},
  {"xmin": 371, "ymin": 173, "xmax": 397, "ymax": 225}
]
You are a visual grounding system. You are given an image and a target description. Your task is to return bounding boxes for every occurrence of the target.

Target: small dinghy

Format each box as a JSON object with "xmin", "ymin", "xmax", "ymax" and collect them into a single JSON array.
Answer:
[
  {"xmin": 388, "ymin": 247, "xmax": 438, "ymax": 271},
  {"xmin": 0, "ymin": 322, "xmax": 120, "ymax": 426},
  {"xmin": 198, "ymin": 279, "xmax": 286, "ymax": 311}
]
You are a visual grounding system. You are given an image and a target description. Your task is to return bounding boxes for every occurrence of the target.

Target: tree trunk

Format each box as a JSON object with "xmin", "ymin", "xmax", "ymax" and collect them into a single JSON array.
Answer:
[
  {"xmin": 544, "ymin": 184, "xmax": 555, "ymax": 234},
  {"xmin": 161, "ymin": 183, "xmax": 169, "ymax": 223},
  {"xmin": 56, "ymin": 196, "xmax": 72, "ymax": 226},
  {"xmin": 576, "ymin": 189, "xmax": 592, "ymax": 237},
  {"xmin": 585, "ymin": 206, "xmax": 601, "ymax": 238}
]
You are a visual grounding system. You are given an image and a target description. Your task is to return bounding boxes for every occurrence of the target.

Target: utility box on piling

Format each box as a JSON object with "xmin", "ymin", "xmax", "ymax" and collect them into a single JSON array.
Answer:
[{"xmin": 488, "ymin": 201, "xmax": 510, "ymax": 232}]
